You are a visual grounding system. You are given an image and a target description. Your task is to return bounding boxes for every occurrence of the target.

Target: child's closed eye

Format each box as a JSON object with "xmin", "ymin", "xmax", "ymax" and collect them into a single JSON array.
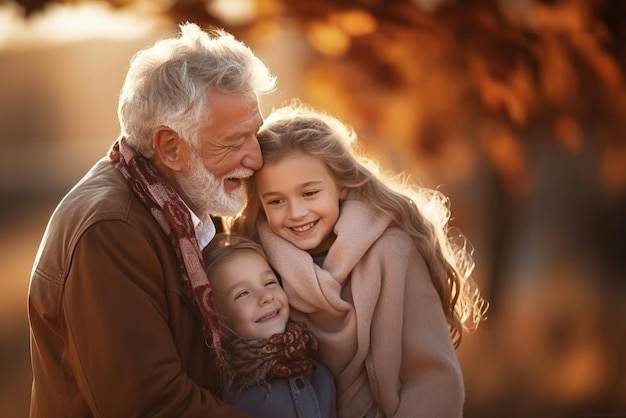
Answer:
[{"xmin": 264, "ymin": 279, "xmax": 279, "ymax": 287}]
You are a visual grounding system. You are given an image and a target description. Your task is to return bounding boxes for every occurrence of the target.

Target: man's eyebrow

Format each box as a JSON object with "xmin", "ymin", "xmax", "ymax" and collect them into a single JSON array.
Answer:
[
  {"xmin": 223, "ymin": 123, "xmax": 261, "ymax": 142},
  {"xmin": 224, "ymin": 117, "xmax": 262, "ymax": 141},
  {"xmin": 222, "ymin": 131, "xmax": 246, "ymax": 142}
]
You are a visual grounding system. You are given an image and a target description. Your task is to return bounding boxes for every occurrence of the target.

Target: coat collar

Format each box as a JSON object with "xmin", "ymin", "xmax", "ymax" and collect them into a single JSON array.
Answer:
[{"xmin": 258, "ymin": 199, "xmax": 392, "ymax": 314}]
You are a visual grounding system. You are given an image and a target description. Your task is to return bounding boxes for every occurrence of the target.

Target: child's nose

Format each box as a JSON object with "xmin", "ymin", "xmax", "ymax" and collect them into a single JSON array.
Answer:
[
  {"xmin": 288, "ymin": 200, "xmax": 307, "ymax": 219},
  {"xmin": 259, "ymin": 289, "xmax": 274, "ymax": 305}
]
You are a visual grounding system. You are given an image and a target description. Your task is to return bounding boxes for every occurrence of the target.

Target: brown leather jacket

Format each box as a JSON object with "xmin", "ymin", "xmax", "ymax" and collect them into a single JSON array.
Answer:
[{"xmin": 28, "ymin": 157, "xmax": 247, "ymax": 418}]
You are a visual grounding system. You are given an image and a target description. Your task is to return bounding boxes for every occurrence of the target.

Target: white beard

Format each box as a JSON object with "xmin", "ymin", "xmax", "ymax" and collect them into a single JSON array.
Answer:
[{"xmin": 175, "ymin": 151, "xmax": 252, "ymax": 218}]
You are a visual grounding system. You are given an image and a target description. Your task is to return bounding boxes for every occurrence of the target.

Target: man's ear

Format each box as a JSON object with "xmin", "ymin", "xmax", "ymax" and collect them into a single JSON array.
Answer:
[{"xmin": 153, "ymin": 126, "xmax": 185, "ymax": 171}]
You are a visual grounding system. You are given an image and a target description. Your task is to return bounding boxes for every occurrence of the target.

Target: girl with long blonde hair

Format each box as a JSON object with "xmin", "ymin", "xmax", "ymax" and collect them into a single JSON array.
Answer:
[{"xmin": 232, "ymin": 101, "xmax": 487, "ymax": 418}]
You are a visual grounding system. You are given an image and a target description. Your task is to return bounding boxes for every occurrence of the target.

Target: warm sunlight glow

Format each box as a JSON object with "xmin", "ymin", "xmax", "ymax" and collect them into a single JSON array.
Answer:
[
  {"xmin": 331, "ymin": 9, "xmax": 377, "ymax": 37},
  {"xmin": 206, "ymin": 0, "xmax": 256, "ymax": 26},
  {"xmin": 307, "ymin": 21, "xmax": 350, "ymax": 58},
  {"xmin": 0, "ymin": 1, "xmax": 166, "ymax": 49}
]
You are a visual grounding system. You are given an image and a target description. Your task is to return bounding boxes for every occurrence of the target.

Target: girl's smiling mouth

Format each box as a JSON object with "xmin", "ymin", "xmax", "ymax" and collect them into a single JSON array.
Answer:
[{"xmin": 290, "ymin": 220, "xmax": 317, "ymax": 233}]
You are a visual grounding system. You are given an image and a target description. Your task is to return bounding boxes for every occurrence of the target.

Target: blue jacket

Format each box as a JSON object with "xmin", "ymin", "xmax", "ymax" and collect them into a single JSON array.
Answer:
[{"xmin": 225, "ymin": 361, "xmax": 337, "ymax": 418}]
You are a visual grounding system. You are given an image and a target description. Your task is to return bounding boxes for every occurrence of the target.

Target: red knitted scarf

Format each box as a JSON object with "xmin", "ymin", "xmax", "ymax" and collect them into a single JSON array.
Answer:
[
  {"xmin": 223, "ymin": 320, "xmax": 318, "ymax": 393},
  {"xmin": 108, "ymin": 137, "xmax": 224, "ymax": 364}
]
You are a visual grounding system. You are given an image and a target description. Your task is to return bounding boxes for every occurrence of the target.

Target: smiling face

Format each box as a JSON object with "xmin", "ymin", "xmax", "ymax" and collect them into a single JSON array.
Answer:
[
  {"xmin": 255, "ymin": 152, "xmax": 347, "ymax": 254},
  {"xmin": 176, "ymin": 91, "xmax": 264, "ymax": 217},
  {"xmin": 210, "ymin": 250, "xmax": 289, "ymax": 340}
]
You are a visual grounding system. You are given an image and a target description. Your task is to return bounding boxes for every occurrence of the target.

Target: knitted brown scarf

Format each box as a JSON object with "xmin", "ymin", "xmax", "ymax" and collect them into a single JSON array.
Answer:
[
  {"xmin": 223, "ymin": 320, "xmax": 318, "ymax": 393},
  {"xmin": 108, "ymin": 137, "xmax": 224, "ymax": 363}
]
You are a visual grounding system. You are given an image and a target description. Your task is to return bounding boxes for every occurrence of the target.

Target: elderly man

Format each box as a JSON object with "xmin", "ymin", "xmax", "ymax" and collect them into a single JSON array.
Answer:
[{"xmin": 28, "ymin": 23, "xmax": 276, "ymax": 417}]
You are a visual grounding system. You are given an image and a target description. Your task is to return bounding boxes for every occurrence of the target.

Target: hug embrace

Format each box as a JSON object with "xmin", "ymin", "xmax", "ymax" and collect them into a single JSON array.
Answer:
[{"xmin": 28, "ymin": 22, "xmax": 486, "ymax": 418}]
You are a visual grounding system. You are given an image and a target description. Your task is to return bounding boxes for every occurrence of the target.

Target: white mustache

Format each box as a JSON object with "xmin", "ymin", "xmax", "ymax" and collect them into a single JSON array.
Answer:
[{"xmin": 224, "ymin": 167, "xmax": 254, "ymax": 180}]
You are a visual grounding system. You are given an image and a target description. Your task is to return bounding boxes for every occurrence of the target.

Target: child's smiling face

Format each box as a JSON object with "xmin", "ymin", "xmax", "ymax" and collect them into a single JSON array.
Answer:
[
  {"xmin": 255, "ymin": 152, "xmax": 347, "ymax": 254},
  {"xmin": 211, "ymin": 250, "xmax": 289, "ymax": 339}
]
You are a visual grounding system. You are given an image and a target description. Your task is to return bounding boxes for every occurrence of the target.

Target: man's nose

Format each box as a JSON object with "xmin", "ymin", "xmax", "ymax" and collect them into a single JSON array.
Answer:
[{"xmin": 241, "ymin": 136, "xmax": 263, "ymax": 171}]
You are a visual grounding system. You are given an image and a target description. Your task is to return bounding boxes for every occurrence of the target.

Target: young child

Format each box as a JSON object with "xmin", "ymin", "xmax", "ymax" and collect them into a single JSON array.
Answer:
[
  {"xmin": 202, "ymin": 232, "xmax": 337, "ymax": 418},
  {"xmin": 231, "ymin": 101, "xmax": 487, "ymax": 418}
]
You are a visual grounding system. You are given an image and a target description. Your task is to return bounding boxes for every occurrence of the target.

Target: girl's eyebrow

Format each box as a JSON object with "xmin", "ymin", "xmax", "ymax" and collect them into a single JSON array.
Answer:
[
  {"xmin": 260, "ymin": 180, "xmax": 323, "ymax": 199},
  {"xmin": 223, "ymin": 270, "xmax": 275, "ymax": 295},
  {"xmin": 223, "ymin": 280, "xmax": 245, "ymax": 297},
  {"xmin": 261, "ymin": 269, "xmax": 276, "ymax": 279}
]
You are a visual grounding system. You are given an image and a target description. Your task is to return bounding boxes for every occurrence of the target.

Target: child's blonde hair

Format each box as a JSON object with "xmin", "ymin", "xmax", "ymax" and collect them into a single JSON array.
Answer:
[{"xmin": 232, "ymin": 101, "xmax": 487, "ymax": 346}]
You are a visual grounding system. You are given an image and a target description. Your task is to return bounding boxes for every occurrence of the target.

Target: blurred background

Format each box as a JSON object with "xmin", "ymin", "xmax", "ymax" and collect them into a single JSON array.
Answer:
[{"xmin": 1, "ymin": 0, "xmax": 626, "ymax": 417}]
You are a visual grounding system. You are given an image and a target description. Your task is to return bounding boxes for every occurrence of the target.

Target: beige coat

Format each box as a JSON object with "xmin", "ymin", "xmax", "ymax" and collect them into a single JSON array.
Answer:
[{"xmin": 259, "ymin": 199, "xmax": 464, "ymax": 418}]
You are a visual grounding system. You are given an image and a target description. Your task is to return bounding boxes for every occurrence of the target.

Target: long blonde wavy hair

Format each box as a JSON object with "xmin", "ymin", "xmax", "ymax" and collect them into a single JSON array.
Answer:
[{"xmin": 231, "ymin": 101, "xmax": 487, "ymax": 347}]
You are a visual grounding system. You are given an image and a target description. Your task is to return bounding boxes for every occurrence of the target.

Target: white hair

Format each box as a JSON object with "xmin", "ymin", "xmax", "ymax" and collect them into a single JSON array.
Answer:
[{"xmin": 118, "ymin": 22, "xmax": 276, "ymax": 157}]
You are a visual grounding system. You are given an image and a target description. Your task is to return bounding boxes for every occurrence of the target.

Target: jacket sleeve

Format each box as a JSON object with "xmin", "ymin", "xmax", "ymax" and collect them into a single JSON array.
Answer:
[
  {"xmin": 371, "ymin": 230, "xmax": 464, "ymax": 418},
  {"xmin": 62, "ymin": 220, "xmax": 247, "ymax": 418}
]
